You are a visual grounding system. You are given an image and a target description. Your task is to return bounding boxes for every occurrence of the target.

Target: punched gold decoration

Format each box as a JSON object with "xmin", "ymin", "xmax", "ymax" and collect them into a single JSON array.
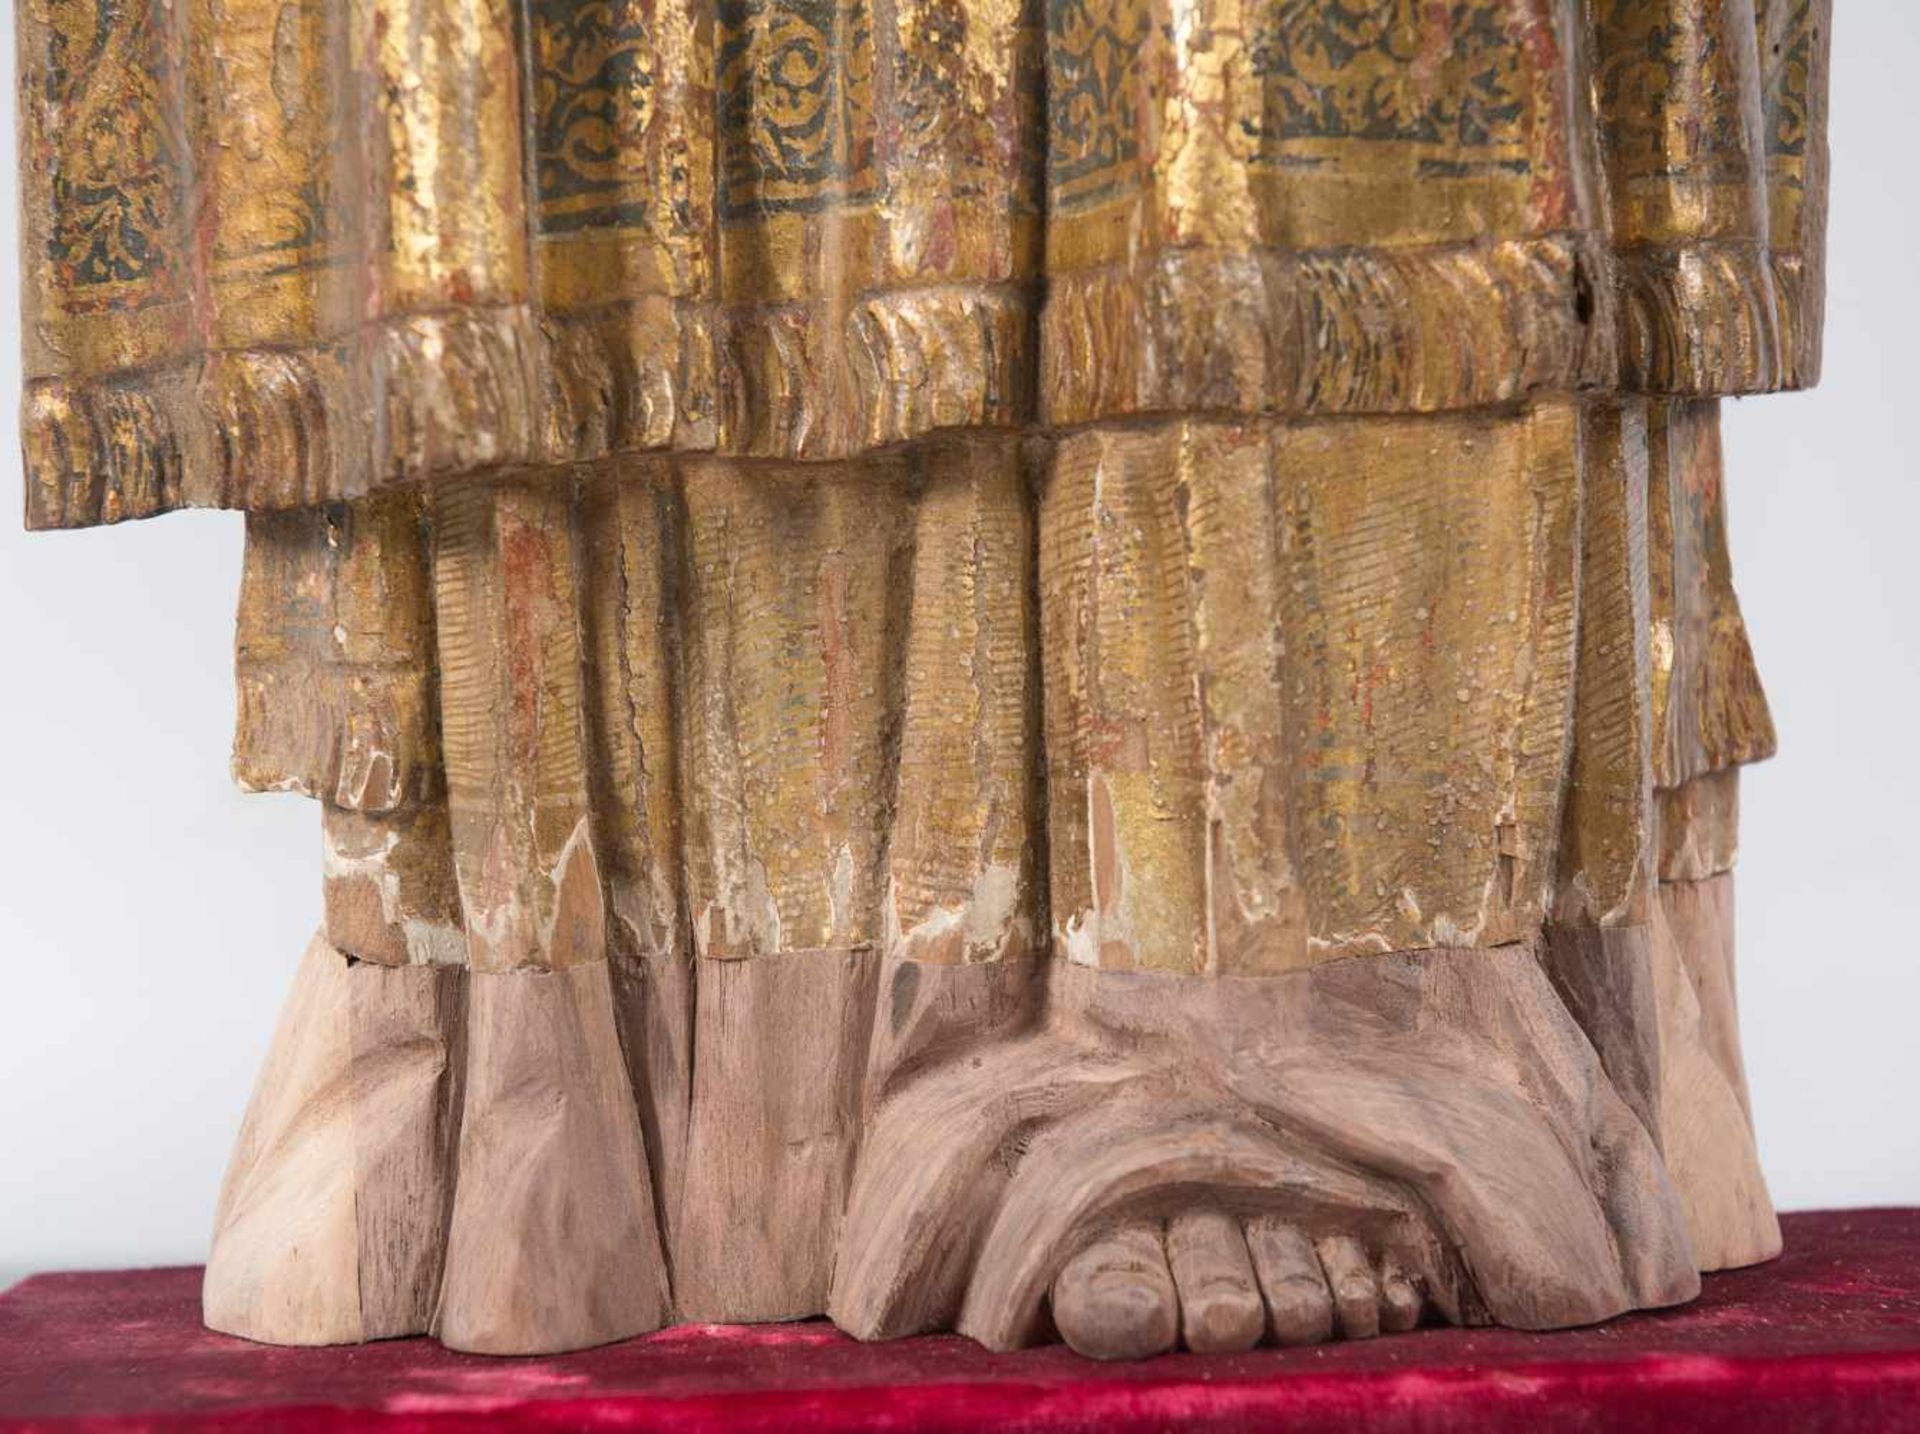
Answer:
[{"xmin": 18, "ymin": 0, "xmax": 1829, "ymax": 1363}]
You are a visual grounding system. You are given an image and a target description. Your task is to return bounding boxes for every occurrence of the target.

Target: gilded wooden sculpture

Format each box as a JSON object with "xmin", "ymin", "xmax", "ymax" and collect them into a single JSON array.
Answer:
[{"xmin": 16, "ymin": 0, "xmax": 1829, "ymax": 1359}]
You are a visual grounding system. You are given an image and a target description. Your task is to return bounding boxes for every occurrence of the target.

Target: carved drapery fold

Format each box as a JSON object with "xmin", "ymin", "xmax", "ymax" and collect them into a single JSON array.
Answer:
[
  {"xmin": 18, "ymin": 0, "xmax": 1827, "ymax": 528},
  {"xmin": 19, "ymin": 0, "xmax": 1830, "ymax": 1356},
  {"xmin": 19, "ymin": 0, "xmax": 1809, "ymax": 978},
  {"xmin": 18, "ymin": 2, "xmax": 1812, "ymax": 989}
]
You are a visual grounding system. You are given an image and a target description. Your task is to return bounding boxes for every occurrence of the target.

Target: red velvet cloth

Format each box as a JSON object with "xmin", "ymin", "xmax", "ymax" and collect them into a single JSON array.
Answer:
[{"xmin": 4, "ymin": 1210, "xmax": 1919, "ymax": 1433}]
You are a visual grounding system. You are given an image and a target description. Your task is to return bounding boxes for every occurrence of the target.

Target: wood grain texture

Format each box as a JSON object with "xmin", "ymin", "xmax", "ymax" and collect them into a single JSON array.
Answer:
[
  {"xmin": 1165, "ymin": 1212, "xmax": 1266, "ymax": 1354},
  {"xmin": 831, "ymin": 944, "xmax": 1696, "ymax": 1350},
  {"xmin": 435, "ymin": 962, "xmax": 670, "ymax": 1355},
  {"xmin": 18, "ymin": 0, "xmax": 1833, "ymax": 1366},
  {"xmin": 1650, "ymin": 872, "xmax": 1779, "ymax": 1273},
  {"xmin": 1657, "ymin": 770, "xmax": 1743, "ymax": 883},
  {"xmin": 577, "ymin": 465, "xmax": 696, "ymax": 1252},
  {"xmin": 1541, "ymin": 922, "xmax": 1666, "ymax": 1147},
  {"xmin": 204, "ymin": 936, "xmax": 462, "ymax": 1346},
  {"xmin": 672, "ymin": 949, "xmax": 880, "ymax": 1322},
  {"xmin": 202, "ymin": 397, "xmax": 1787, "ymax": 1353},
  {"xmin": 1245, "ymin": 1218, "xmax": 1336, "ymax": 1346},
  {"xmin": 1052, "ymin": 1224, "xmax": 1180, "ymax": 1361},
  {"xmin": 199, "ymin": 389, "xmax": 1789, "ymax": 1355},
  {"xmin": 605, "ymin": 915, "xmax": 694, "ymax": 1262}
]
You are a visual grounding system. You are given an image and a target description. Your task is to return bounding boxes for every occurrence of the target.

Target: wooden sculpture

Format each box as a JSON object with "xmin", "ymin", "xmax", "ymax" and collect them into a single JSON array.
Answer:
[{"xmin": 17, "ymin": 0, "xmax": 1828, "ymax": 1359}]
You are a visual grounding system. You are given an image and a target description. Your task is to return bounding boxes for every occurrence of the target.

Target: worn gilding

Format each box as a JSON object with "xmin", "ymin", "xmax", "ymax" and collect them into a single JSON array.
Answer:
[{"xmin": 18, "ymin": 0, "xmax": 1828, "ymax": 526}]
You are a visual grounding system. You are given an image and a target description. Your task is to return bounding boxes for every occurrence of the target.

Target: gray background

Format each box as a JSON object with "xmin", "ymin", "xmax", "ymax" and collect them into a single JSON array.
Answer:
[{"xmin": 3, "ymin": 7, "xmax": 1917, "ymax": 1284}]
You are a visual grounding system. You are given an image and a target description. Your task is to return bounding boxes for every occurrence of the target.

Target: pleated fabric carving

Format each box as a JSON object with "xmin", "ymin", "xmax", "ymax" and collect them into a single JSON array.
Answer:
[
  {"xmin": 18, "ymin": 0, "xmax": 1823, "ymax": 525},
  {"xmin": 17, "ymin": 0, "xmax": 1044, "ymax": 525},
  {"xmin": 16, "ymin": 0, "xmax": 1829, "ymax": 1359}
]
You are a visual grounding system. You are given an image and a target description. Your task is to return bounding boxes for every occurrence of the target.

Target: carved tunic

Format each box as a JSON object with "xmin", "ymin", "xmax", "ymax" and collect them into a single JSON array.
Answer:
[{"xmin": 17, "ymin": 0, "xmax": 1832, "ymax": 1355}]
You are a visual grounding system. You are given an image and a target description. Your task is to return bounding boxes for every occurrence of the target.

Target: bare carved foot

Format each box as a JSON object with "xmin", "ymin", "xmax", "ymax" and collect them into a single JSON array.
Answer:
[
  {"xmin": 830, "ymin": 944, "xmax": 1699, "ymax": 1352},
  {"xmin": 1051, "ymin": 1211, "xmax": 1429, "ymax": 1359}
]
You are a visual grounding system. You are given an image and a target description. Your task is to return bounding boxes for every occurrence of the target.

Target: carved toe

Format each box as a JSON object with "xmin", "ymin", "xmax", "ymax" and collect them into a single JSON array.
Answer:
[
  {"xmin": 1052, "ymin": 1224, "xmax": 1179, "ymax": 1360},
  {"xmin": 1244, "ymin": 1217, "xmax": 1336, "ymax": 1346},
  {"xmin": 1165, "ymin": 1211, "xmax": 1265, "ymax": 1353},
  {"xmin": 1316, "ymin": 1234, "xmax": 1381, "ymax": 1340},
  {"xmin": 1379, "ymin": 1254, "xmax": 1423, "ymax": 1333}
]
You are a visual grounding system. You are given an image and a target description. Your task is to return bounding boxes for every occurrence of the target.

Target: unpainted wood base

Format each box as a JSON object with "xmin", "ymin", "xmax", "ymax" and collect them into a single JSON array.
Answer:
[
  {"xmin": 1651, "ymin": 875, "xmax": 1780, "ymax": 1272},
  {"xmin": 672, "ymin": 948, "xmax": 878, "ymax": 1321},
  {"xmin": 204, "ymin": 935, "xmax": 461, "ymax": 1345},
  {"xmin": 204, "ymin": 936, "xmax": 673, "ymax": 1355},
  {"xmin": 206, "ymin": 886, "xmax": 1775, "ymax": 1358},
  {"xmin": 434, "ymin": 960, "xmax": 671, "ymax": 1355},
  {"xmin": 1543, "ymin": 873, "xmax": 1778, "ymax": 1277}
]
